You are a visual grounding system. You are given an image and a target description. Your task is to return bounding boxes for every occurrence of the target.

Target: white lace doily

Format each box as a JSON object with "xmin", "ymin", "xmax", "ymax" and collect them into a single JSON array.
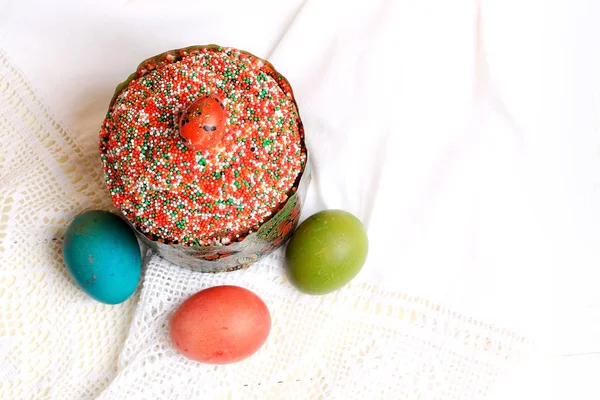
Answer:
[
  {"xmin": 0, "ymin": 45, "xmax": 530, "ymax": 399},
  {"xmin": 97, "ymin": 251, "xmax": 528, "ymax": 399},
  {"xmin": 0, "ymin": 48, "xmax": 137, "ymax": 399}
]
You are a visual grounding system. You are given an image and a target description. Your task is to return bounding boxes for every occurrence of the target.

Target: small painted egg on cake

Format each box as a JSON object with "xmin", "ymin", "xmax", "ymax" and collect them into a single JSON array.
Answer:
[
  {"xmin": 179, "ymin": 96, "xmax": 226, "ymax": 151},
  {"xmin": 63, "ymin": 210, "xmax": 142, "ymax": 304}
]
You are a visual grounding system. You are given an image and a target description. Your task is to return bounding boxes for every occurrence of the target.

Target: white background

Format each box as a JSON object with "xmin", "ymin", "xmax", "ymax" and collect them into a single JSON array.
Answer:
[{"xmin": 1, "ymin": 0, "xmax": 599, "ymax": 398}]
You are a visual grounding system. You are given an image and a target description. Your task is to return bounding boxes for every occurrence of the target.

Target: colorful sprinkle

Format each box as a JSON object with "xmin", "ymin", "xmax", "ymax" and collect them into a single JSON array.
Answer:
[{"xmin": 99, "ymin": 46, "xmax": 306, "ymax": 245}]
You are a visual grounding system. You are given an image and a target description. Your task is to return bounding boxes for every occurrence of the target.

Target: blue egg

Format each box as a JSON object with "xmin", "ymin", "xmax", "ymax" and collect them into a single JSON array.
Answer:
[{"xmin": 63, "ymin": 210, "xmax": 142, "ymax": 304}]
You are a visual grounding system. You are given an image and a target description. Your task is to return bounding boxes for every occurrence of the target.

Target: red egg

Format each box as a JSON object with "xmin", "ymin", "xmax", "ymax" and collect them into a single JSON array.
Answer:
[
  {"xmin": 179, "ymin": 96, "xmax": 226, "ymax": 151},
  {"xmin": 170, "ymin": 285, "xmax": 271, "ymax": 364}
]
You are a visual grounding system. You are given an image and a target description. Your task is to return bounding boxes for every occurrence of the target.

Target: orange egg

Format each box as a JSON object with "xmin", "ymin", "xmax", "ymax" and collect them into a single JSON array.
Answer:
[
  {"xmin": 179, "ymin": 96, "xmax": 226, "ymax": 151},
  {"xmin": 170, "ymin": 285, "xmax": 271, "ymax": 364}
]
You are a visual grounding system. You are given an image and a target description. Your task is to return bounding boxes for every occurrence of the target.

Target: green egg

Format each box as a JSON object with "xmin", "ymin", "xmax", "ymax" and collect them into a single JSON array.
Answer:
[{"xmin": 284, "ymin": 209, "xmax": 368, "ymax": 294}]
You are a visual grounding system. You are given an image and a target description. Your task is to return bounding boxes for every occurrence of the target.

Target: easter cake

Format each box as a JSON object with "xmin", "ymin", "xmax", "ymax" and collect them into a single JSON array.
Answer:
[{"xmin": 99, "ymin": 45, "xmax": 309, "ymax": 271}]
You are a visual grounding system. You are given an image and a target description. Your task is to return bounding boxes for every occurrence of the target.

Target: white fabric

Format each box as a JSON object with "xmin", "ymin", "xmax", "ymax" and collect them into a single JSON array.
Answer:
[{"xmin": 0, "ymin": 0, "xmax": 599, "ymax": 399}]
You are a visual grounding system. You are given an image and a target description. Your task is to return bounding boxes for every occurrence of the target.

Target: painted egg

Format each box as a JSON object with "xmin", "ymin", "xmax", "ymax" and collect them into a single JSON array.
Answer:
[
  {"xmin": 170, "ymin": 285, "xmax": 271, "ymax": 364},
  {"xmin": 63, "ymin": 210, "xmax": 142, "ymax": 304},
  {"xmin": 285, "ymin": 209, "xmax": 368, "ymax": 294},
  {"xmin": 179, "ymin": 96, "xmax": 226, "ymax": 151}
]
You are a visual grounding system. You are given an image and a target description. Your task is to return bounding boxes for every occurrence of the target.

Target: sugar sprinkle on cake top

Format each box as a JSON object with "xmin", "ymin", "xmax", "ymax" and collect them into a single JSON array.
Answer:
[{"xmin": 99, "ymin": 46, "xmax": 306, "ymax": 246}]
